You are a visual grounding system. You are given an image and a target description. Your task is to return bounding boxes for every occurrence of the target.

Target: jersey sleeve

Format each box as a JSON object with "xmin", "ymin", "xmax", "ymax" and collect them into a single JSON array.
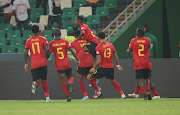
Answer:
[
  {"xmin": 128, "ymin": 39, "xmax": 134, "ymax": 49},
  {"xmin": 70, "ymin": 41, "xmax": 75, "ymax": 48},
  {"xmin": 49, "ymin": 42, "xmax": 53, "ymax": 52},
  {"xmin": 27, "ymin": 0, "xmax": 31, "ymax": 9},
  {"xmin": 25, "ymin": 40, "xmax": 30, "ymax": 49},
  {"xmin": 112, "ymin": 45, "xmax": 116, "ymax": 53},
  {"xmin": 80, "ymin": 25, "xmax": 87, "ymax": 31},
  {"xmin": 5, "ymin": 0, "xmax": 11, "ymax": 4},
  {"xmin": 43, "ymin": 37, "xmax": 48, "ymax": 46},
  {"xmin": 96, "ymin": 46, "xmax": 101, "ymax": 55}
]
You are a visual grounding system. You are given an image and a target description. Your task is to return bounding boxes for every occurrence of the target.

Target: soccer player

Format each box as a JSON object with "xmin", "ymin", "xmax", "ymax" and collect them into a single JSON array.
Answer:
[
  {"xmin": 24, "ymin": 25, "xmax": 51, "ymax": 102},
  {"xmin": 87, "ymin": 32, "xmax": 126, "ymax": 99},
  {"xmin": 71, "ymin": 30, "xmax": 102, "ymax": 100},
  {"xmin": 128, "ymin": 25, "xmax": 160, "ymax": 99},
  {"xmin": 126, "ymin": 28, "xmax": 152, "ymax": 100},
  {"xmin": 46, "ymin": 29, "xmax": 80, "ymax": 102},
  {"xmin": 74, "ymin": 16, "xmax": 99, "ymax": 60}
]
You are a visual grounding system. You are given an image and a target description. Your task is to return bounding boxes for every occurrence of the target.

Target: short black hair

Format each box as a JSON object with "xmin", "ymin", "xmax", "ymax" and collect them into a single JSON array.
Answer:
[
  {"xmin": 74, "ymin": 30, "xmax": 81, "ymax": 37},
  {"xmin": 76, "ymin": 16, "xmax": 83, "ymax": 22},
  {"xmin": 97, "ymin": 31, "xmax": 105, "ymax": 39},
  {"xmin": 143, "ymin": 24, "xmax": 150, "ymax": 32},
  {"xmin": 137, "ymin": 28, "xmax": 144, "ymax": 36},
  {"xmin": 53, "ymin": 29, "xmax": 61, "ymax": 37},
  {"xmin": 32, "ymin": 25, "xmax": 39, "ymax": 33}
]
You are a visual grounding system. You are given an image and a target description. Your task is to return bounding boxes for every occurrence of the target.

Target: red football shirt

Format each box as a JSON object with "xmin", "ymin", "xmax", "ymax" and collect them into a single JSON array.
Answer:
[
  {"xmin": 25, "ymin": 35, "xmax": 48, "ymax": 69},
  {"xmin": 96, "ymin": 42, "xmax": 116, "ymax": 68},
  {"xmin": 49, "ymin": 39, "xmax": 71, "ymax": 71},
  {"xmin": 71, "ymin": 39, "xmax": 93, "ymax": 68},
  {"xmin": 80, "ymin": 24, "xmax": 99, "ymax": 44},
  {"xmin": 129, "ymin": 37, "xmax": 151, "ymax": 70}
]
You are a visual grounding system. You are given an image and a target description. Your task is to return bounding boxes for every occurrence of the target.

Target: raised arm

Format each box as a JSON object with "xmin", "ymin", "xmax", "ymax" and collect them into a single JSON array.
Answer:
[{"xmin": 76, "ymin": 30, "xmax": 85, "ymax": 40}]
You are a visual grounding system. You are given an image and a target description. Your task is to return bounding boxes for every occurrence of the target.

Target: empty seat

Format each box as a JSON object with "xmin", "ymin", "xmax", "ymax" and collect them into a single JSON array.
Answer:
[
  {"xmin": 0, "ymin": 23, "xmax": 13, "ymax": 33},
  {"xmin": 79, "ymin": 7, "xmax": 92, "ymax": 18},
  {"xmin": 29, "ymin": 0, "xmax": 36, "ymax": 8},
  {"xmin": 0, "ymin": 16, "xmax": 4, "ymax": 24},
  {"xmin": 32, "ymin": 23, "xmax": 45, "ymax": 30},
  {"xmin": 60, "ymin": 29, "xmax": 67, "ymax": 39},
  {"xmin": 2, "ymin": 46, "xmax": 15, "ymax": 53},
  {"xmin": 43, "ymin": 30, "xmax": 53, "ymax": 38},
  {"xmin": 63, "ymin": 22, "xmax": 76, "ymax": 29},
  {"xmin": 22, "ymin": 30, "xmax": 33, "ymax": 40},
  {"xmin": 87, "ymin": 15, "xmax": 100, "ymax": 26},
  {"xmin": 0, "ymin": 30, "xmax": 5, "ymax": 38},
  {"xmin": 61, "ymin": 15, "xmax": 68, "ymax": 23},
  {"xmin": 74, "ymin": 0, "xmax": 87, "ymax": 9},
  {"xmin": 96, "ymin": 7, "xmax": 109, "ymax": 18},
  {"xmin": 18, "ymin": 46, "xmax": 25, "ymax": 53},
  {"xmin": 51, "ymin": 23, "xmax": 59, "ymax": 30},
  {"xmin": 62, "ymin": 7, "xmax": 76, "ymax": 17},
  {"xmin": 10, "ymin": 38, "xmax": 24, "ymax": 47},
  {"xmin": 31, "ymin": 8, "xmax": 43, "ymax": 19},
  {"xmin": 104, "ymin": 0, "xmax": 117, "ymax": 9},
  {"xmin": 0, "ymin": 38, "xmax": 7, "ymax": 47},
  {"xmin": 39, "ymin": 15, "xmax": 49, "ymax": 26},
  {"xmin": 7, "ymin": 30, "xmax": 21, "ymax": 39},
  {"xmin": 10, "ymin": 16, "xmax": 17, "ymax": 27},
  {"xmin": 61, "ymin": 0, "xmax": 72, "ymax": 10}
]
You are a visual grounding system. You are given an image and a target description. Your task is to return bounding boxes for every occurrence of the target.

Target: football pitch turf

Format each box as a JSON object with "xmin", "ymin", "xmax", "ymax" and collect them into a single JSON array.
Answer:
[{"xmin": 0, "ymin": 98, "xmax": 179, "ymax": 115}]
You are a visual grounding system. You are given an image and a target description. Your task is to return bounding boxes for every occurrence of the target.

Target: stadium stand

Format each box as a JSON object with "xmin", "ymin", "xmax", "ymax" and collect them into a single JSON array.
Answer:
[
  {"xmin": 79, "ymin": 7, "xmax": 92, "ymax": 18},
  {"xmin": 2, "ymin": 45, "xmax": 15, "ymax": 53},
  {"xmin": 61, "ymin": 0, "xmax": 72, "ymax": 10},
  {"xmin": 39, "ymin": 15, "xmax": 49, "ymax": 27},
  {"xmin": 10, "ymin": 16, "xmax": 17, "ymax": 27}
]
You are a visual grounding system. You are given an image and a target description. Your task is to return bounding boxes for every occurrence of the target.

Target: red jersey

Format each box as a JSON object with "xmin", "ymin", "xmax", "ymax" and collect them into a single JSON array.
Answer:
[
  {"xmin": 49, "ymin": 39, "xmax": 71, "ymax": 71},
  {"xmin": 96, "ymin": 42, "xmax": 116, "ymax": 68},
  {"xmin": 80, "ymin": 24, "xmax": 99, "ymax": 44},
  {"xmin": 25, "ymin": 35, "xmax": 48, "ymax": 69},
  {"xmin": 129, "ymin": 37, "xmax": 151, "ymax": 70},
  {"xmin": 71, "ymin": 39, "xmax": 93, "ymax": 68}
]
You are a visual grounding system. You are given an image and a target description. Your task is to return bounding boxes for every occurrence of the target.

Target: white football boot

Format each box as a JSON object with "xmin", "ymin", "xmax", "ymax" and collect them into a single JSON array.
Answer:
[{"xmin": 128, "ymin": 93, "xmax": 139, "ymax": 98}]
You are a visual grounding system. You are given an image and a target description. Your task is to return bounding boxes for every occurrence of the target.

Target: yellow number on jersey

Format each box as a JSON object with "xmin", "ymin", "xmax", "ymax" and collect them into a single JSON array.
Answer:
[
  {"xmin": 32, "ymin": 42, "xmax": 40, "ymax": 54},
  {"xmin": 138, "ymin": 44, "xmax": 145, "ymax": 56},
  {"xmin": 80, "ymin": 43, "xmax": 86, "ymax": 47},
  {"xmin": 104, "ymin": 48, "xmax": 111, "ymax": 58},
  {"xmin": 57, "ymin": 47, "xmax": 64, "ymax": 59},
  {"xmin": 91, "ymin": 31, "xmax": 96, "ymax": 38}
]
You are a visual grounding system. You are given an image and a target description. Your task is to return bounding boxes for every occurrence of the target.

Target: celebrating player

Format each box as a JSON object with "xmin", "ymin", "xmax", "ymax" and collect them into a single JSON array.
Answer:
[
  {"xmin": 46, "ymin": 29, "xmax": 80, "ymax": 102},
  {"xmin": 126, "ymin": 28, "xmax": 152, "ymax": 100},
  {"xmin": 74, "ymin": 16, "xmax": 99, "ymax": 60},
  {"xmin": 128, "ymin": 25, "xmax": 160, "ymax": 99},
  {"xmin": 87, "ymin": 32, "xmax": 126, "ymax": 99},
  {"xmin": 24, "ymin": 25, "xmax": 51, "ymax": 102},
  {"xmin": 71, "ymin": 30, "xmax": 102, "ymax": 99}
]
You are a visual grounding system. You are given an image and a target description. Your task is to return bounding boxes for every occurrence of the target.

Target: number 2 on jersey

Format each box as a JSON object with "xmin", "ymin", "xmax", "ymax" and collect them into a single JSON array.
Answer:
[
  {"xmin": 57, "ymin": 47, "xmax": 64, "ymax": 59},
  {"xmin": 138, "ymin": 44, "xmax": 144, "ymax": 56},
  {"xmin": 32, "ymin": 42, "xmax": 40, "ymax": 54},
  {"xmin": 104, "ymin": 48, "xmax": 111, "ymax": 58}
]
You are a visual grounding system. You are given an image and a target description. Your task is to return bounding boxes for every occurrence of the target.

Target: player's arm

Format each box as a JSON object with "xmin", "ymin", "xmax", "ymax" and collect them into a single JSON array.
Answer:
[
  {"xmin": 24, "ymin": 48, "xmax": 30, "ymax": 73},
  {"xmin": 76, "ymin": 30, "xmax": 85, "ymax": 40},
  {"xmin": 153, "ymin": 38, "xmax": 158, "ymax": 58},
  {"xmin": 126, "ymin": 48, "xmax": 132, "ymax": 54},
  {"xmin": 0, "ymin": 4, "xmax": 10, "ymax": 9},
  {"xmin": 45, "ymin": 45, "xmax": 51, "ymax": 59},
  {"xmin": 113, "ymin": 52, "xmax": 123, "ymax": 71},
  {"xmin": 27, "ymin": 9, "xmax": 31, "ymax": 21},
  {"xmin": 68, "ymin": 47, "xmax": 80, "ymax": 65},
  {"xmin": 89, "ymin": 55, "xmax": 101, "ymax": 73}
]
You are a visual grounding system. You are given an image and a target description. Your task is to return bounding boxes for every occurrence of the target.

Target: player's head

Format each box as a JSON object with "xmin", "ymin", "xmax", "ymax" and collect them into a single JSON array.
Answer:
[
  {"xmin": 32, "ymin": 25, "xmax": 39, "ymax": 34},
  {"xmin": 53, "ymin": 29, "xmax": 61, "ymax": 38},
  {"xmin": 142, "ymin": 24, "xmax": 150, "ymax": 33},
  {"xmin": 74, "ymin": 16, "xmax": 83, "ymax": 27},
  {"xmin": 136, "ymin": 28, "xmax": 144, "ymax": 37},
  {"xmin": 97, "ymin": 31, "xmax": 105, "ymax": 40},
  {"xmin": 74, "ymin": 30, "xmax": 81, "ymax": 38}
]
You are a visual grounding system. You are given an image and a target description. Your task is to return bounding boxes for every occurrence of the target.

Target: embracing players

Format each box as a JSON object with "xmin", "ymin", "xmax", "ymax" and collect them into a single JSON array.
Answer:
[
  {"xmin": 46, "ymin": 29, "xmax": 80, "ymax": 102},
  {"xmin": 71, "ymin": 30, "xmax": 101, "ymax": 99},
  {"xmin": 126, "ymin": 28, "xmax": 152, "ymax": 100},
  {"xmin": 87, "ymin": 32, "xmax": 126, "ymax": 99},
  {"xmin": 24, "ymin": 25, "xmax": 51, "ymax": 102}
]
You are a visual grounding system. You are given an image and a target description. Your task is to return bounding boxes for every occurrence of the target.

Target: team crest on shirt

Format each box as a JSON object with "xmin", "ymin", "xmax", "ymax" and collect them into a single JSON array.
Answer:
[
  {"xmin": 69, "ymin": 43, "xmax": 71, "ymax": 46},
  {"xmin": 96, "ymin": 51, "xmax": 99, "ymax": 54},
  {"xmin": 46, "ymin": 41, "xmax": 48, "ymax": 43}
]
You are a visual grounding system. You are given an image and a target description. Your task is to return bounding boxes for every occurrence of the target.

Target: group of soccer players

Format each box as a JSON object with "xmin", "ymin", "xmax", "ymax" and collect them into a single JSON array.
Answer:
[{"xmin": 24, "ymin": 16, "xmax": 159, "ymax": 102}]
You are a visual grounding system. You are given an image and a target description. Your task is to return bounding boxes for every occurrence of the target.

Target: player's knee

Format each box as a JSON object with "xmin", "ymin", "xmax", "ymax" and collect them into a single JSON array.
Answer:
[
  {"xmin": 87, "ymin": 74, "xmax": 92, "ymax": 80},
  {"xmin": 110, "ymin": 79, "xmax": 115, "ymax": 83}
]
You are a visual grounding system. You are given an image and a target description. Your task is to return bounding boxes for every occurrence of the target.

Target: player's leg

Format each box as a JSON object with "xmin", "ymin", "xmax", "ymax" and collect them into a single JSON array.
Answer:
[
  {"xmin": 144, "ymin": 69, "xmax": 152, "ymax": 100},
  {"xmin": 57, "ymin": 71, "xmax": 71, "ymax": 102},
  {"xmin": 128, "ymin": 81, "xmax": 140, "ymax": 98},
  {"xmin": 65, "ymin": 68, "xmax": 74, "ymax": 94},
  {"xmin": 31, "ymin": 68, "xmax": 41, "ymax": 94},
  {"xmin": 40, "ymin": 66, "xmax": 51, "ymax": 102},
  {"xmin": 106, "ymin": 68, "xmax": 126, "ymax": 98},
  {"xmin": 149, "ymin": 71, "xmax": 160, "ymax": 99},
  {"xmin": 136, "ymin": 70, "xmax": 147, "ymax": 100}
]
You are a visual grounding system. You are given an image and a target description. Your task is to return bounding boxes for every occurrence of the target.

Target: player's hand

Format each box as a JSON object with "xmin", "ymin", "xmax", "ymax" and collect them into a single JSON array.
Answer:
[
  {"xmin": 24, "ymin": 64, "xmax": 29, "ymax": 73},
  {"xmin": 77, "ymin": 60, "xmax": 81, "ymax": 66},
  {"xmin": 117, "ymin": 65, "xmax": 123, "ymax": 71},
  {"xmin": 89, "ymin": 67, "xmax": 95, "ymax": 73}
]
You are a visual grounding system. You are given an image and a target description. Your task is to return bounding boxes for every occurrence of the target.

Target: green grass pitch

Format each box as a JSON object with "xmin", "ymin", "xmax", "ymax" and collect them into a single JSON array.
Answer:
[{"xmin": 0, "ymin": 98, "xmax": 180, "ymax": 115}]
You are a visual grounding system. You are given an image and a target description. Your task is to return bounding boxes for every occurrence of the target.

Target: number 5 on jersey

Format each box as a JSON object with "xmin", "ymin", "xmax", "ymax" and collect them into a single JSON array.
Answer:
[{"xmin": 57, "ymin": 47, "xmax": 64, "ymax": 59}]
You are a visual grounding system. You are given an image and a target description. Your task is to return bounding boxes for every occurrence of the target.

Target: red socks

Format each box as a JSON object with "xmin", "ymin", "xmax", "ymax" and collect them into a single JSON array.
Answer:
[
  {"xmin": 140, "ymin": 87, "xmax": 146, "ymax": 96},
  {"xmin": 79, "ymin": 81, "xmax": 88, "ymax": 97},
  {"xmin": 112, "ymin": 81, "xmax": 124, "ymax": 95},
  {"xmin": 135, "ymin": 86, "xmax": 140, "ymax": 94},
  {"xmin": 87, "ymin": 78, "xmax": 99, "ymax": 92},
  {"xmin": 146, "ymin": 84, "xmax": 150, "ymax": 91},
  {"xmin": 36, "ymin": 82, "xmax": 39, "ymax": 87},
  {"xmin": 68, "ymin": 77, "xmax": 74, "ymax": 85},
  {"xmin": 151, "ymin": 89, "xmax": 159, "ymax": 96},
  {"xmin": 62, "ymin": 82, "xmax": 69, "ymax": 96},
  {"xmin": 41, "ymin": 81, "xmax": 49, "ymax": 97}
]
